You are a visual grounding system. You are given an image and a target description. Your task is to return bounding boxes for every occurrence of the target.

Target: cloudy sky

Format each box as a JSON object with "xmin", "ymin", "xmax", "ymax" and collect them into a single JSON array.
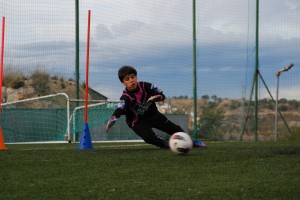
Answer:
[{"xmin": 1, "ymin": 0, "xmax": 299, "ymax": 100}]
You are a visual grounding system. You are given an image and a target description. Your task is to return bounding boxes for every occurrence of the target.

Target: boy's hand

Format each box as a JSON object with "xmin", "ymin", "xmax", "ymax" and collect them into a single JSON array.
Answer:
[
  {"xmin": 147, "ymin": 95, "xmax": 163, "ymax": 103},
  {"xmin": 106, "ymin": 116, "xmax": 118, "ymax": 132}
]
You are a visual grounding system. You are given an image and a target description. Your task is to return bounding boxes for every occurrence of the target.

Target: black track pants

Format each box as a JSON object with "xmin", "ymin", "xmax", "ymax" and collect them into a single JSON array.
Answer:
[{"xmin": 131, "ymin": 113, "xmax": 183, "ymax": 148}]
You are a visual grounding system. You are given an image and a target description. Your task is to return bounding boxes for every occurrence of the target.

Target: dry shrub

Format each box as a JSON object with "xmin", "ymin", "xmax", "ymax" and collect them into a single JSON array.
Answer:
[{"xmin": 30, "ymin": 70, "xmax": 51, "ymax": 96}]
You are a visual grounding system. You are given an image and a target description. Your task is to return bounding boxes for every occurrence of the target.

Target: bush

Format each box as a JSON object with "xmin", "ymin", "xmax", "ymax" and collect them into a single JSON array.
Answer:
[
  {"xmin": 198, "ymin": 106, "xmax": 224, "ymax": 141},
  {"xmin": 290, "ymin": 127, "xmax": 300, "ymax": 141},
  {"xmin": 3, "ymin": 70, "xmax": 25, "ymax": 89},
  {"xmin": 266, "ymin": 103, "xmax": 274, "ymax": 110},
  {"xmin": 61, "ymin": 82, "xmax": 66, "ymax": 89},
  {"xmin": 30, "ymin": 70, "xmax": 51, "ymax": 96},
  {"xmin": 11, "ymin": 78, "xmax": 25, "ymax": 89},
  {"xmin": 288, "ymin": 100, "xmax": 299, "ymax": 109},
  {"xmin": 282, "ymin": 127, "xmax": 300, "ymax": 142},
  {"xmin": 51, "ymin": 75, "xmax": 58, "ymax": 80},
  {"xmin": 279, "ymin": 104, "xmax": 288, "ymax": 112}
]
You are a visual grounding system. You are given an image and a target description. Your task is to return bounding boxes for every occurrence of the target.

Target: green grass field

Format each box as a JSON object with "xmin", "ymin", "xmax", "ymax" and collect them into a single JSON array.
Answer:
[{"xmin": 1, "ymin": 141, "xmax": 299, "ymax": 200}]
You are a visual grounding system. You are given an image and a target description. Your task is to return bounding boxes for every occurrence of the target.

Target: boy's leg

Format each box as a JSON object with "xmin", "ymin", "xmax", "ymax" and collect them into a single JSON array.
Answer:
[
  {"xmin": 131, "ymin": 122, "xmax": 169, "ymax": 148},
  {"xmin": 151, "ymin": 113, "xmax": 207, "ymax": 148},
  {"xmin": 150, "ymin": 113, "xmax": 183, "ymax": 135},
  {"xmin": 155, "ymin": 119, "xmax": 183, "ymax": 135}
]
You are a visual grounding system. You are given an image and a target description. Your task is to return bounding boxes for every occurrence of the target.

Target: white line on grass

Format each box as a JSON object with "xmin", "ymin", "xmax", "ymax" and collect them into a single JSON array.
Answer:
[{"xmin": 13, "ymin": 142, "xmax": 150, "ymax": 151}]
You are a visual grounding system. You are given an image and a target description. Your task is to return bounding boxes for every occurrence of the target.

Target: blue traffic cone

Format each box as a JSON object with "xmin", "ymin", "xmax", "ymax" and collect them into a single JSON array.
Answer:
[{"xmin": 77, "ymin": 123, "xmax": 93, "ymax": 150}]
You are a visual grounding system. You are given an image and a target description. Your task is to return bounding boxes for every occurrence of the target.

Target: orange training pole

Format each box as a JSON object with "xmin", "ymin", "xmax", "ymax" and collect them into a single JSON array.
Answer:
[
  {"xmin": 84, "ymin": 10, "xmax": 91, "ymax": 124},
  {"xmin": 0, "ymin": 16, "xmax": 7, "ymax": 150},
  {"xmin": 77, "ymin": 11, "xmax": 93, "ymax": 150},
  {"xmin": 0, "ymin": 16, "xmax": 5, "ymax": 108}
]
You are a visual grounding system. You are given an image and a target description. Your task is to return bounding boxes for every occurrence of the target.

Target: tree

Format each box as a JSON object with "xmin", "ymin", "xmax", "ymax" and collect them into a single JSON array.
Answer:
[
  {"xmin": 201, "ymin": 95, "xmax": 209, "ymax": 101},
  {"xmin": 198, "ymin": 106, "xmax": 224, "ymax": 141},
  {"xmin": 211, "ymin": 95, "xmax": 217, "ymax": 102}
]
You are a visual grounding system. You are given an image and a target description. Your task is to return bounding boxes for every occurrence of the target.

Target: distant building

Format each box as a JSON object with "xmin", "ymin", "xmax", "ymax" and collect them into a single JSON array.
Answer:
[{"xmin": 88, "ymin": 88, "xmax": 107, "ymax": 101}]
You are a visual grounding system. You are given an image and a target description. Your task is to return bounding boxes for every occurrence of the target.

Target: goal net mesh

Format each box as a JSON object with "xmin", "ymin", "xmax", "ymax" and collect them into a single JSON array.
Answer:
[
  {"xmin": 1, "ymin": 93, "xmax": 69, "ymax": 143},
  {"xmin": 1, "ymin": 93, "xmax": 189, "ymax": 143}
]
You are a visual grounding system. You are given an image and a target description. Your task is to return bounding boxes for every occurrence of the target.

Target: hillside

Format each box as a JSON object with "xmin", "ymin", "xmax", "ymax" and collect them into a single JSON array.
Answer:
[
  {"xmin": 2, "ymin": 75, "xmax": 300, "ymax": 140},
  {"xmin": 158, "ymin": 97, "xmax": 300, "ymax": 139},
  {"xmin": 3, "ymin": 78, "xmax": 105, "ymax": 103}
]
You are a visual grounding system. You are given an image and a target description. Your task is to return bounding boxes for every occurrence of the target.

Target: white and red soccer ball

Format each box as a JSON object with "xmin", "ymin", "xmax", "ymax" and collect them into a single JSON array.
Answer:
[{"xmin": 169, "ymin": 132, "xmax": 193, "ymax": 155}]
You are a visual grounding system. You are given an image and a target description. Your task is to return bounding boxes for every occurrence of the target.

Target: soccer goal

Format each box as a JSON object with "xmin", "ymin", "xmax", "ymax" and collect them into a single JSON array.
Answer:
[
  {"xmin": 1, "ymin": 93, "xmax": 70, "ymax": 143},
  {"xmin": 0, "ymin": 93, "xmax": 121, "ymax": 143},
  {"xmin": 69, "ymin": 100, "xmax": 118, "ymax": 141}
]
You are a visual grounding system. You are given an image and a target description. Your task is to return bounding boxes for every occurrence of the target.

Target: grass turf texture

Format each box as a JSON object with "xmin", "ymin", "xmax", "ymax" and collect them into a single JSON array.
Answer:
[{"xmin": 1, "ymin": 142, "xmax": 299, "ymax": 200}]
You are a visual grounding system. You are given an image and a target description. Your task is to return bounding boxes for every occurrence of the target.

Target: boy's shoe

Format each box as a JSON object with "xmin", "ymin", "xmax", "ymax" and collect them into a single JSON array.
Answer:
[{"xmin": 193, "ymin": 139, "xmax": 207, "ymax": 148}]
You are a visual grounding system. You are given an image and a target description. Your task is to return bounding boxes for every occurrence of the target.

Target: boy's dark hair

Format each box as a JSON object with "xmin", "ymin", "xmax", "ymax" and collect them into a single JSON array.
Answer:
[{"xmin": 118, "ymin": 65, "xmax": 137, "ymax": 82}]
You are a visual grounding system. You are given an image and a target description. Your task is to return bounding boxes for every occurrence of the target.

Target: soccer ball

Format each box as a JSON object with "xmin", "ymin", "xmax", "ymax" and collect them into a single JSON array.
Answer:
[{"xmin": 169, "ymin": 132, "xmax": 193, "ymax": 155}]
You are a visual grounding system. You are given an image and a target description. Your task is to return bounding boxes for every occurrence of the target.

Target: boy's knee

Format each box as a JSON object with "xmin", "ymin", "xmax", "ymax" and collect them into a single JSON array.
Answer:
[{"xmin": 142, "ymin": 136, "xmax": 154, "ymax": 144}]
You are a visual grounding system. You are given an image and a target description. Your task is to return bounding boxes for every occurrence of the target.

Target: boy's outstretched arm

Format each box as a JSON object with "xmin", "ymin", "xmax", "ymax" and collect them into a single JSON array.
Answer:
[
  {"xmin": 106, "ymin": 102, "xmax": 125, "ymax": 132},
  {"xmin": 147, "ymin": 94, "xmax": 165, "ymax": 103},
  {"xmin": 106, "ymin": 116, "xmax": 118, "ymax": 132}
]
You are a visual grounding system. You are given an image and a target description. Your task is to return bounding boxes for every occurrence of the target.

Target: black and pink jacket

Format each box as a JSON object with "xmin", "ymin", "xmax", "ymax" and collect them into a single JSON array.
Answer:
[{"xmin": 112, "ymin": 81, "xmax": 165, "ymax": 128}]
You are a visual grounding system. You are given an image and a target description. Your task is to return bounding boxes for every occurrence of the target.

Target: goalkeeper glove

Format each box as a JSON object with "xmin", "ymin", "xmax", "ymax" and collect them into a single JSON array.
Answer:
[
  {"xmin": 147, "ymin": 95, "xmax": 163, "ymax": 103},
  {"xmin": 106, "ymin": 116, "xmax": 118, "ymax": 132}
]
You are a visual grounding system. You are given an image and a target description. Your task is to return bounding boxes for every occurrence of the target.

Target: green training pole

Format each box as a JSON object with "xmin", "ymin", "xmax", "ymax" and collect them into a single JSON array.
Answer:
[
  {"xmin": 192, "ymin": 0, "xmax": 198, "ymax": 138},
  {"xmin": 75, "ymin": 0, "xmax": 80, "ymax": 141},
  {"xmin": 254, "ymin": 0, "xmax": 259, "ymax": 141},
  {"xmin": 240, "ymin": 0, "xmax": 259, "ymax": 141},
  {"xmin": 75, "ymin": 0, "xmax": 80, "ymax": 104}
]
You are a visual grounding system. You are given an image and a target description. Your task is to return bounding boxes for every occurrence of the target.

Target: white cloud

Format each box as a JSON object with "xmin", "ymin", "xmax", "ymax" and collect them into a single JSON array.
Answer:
[
  {"xmin": 1, "ymin": 0, "xmax": 299, "ymax": 100},
  {"xmin": 260, "ymin": 86, "xmax": 300, "ymax": 100},
  {"xmin": 284, "ymin": 0, "xmax": 299, "ymax": 10},
  {"xmin": 260, "ymin": 0, "xmax": 300, "ymax": 40}
]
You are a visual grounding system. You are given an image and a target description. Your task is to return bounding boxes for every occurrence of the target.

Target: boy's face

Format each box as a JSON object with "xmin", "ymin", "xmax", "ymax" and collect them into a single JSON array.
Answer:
[{"xmin": 122, "ymin": 74, "xmax": 137, "ymax": 91}]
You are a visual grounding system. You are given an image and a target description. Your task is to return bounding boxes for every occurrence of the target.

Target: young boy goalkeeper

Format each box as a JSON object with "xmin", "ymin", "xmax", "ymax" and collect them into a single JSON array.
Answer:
[{"xmin": 106, "ymin": 65, "xmax": 206, "ymax": 149}]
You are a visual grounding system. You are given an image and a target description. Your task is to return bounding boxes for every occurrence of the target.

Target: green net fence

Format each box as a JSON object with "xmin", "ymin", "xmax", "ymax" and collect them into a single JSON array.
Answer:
[
  {"xmin": 0, "ymin": 94, "xmax": 189, "ymax": 143},
  {"xmin": 0, "ymin": 0, "xmax": 299, "ymax": 143}
]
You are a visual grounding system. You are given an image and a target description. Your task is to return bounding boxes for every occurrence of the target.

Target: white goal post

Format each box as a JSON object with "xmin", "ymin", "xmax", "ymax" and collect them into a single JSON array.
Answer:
[
  {"xmin": 1, "ymin": 93, "xmax": 70, "ymax": 143},
  {"xmin": 1, "ymin": 93, "xmax": 119, "ymax": 143}
]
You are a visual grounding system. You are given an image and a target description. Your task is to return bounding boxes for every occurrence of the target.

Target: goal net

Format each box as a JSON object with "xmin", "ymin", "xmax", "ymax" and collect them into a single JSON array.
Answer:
[
  {"xmin": 0, "ymin": 92, "xmax": 137, "ymax": 143},
  {"xmin": 69, "ymin": 101, "xmax": 123, "ymax": 141},
  {"xmin": 1, "ymin": 93, "xmax": 189, "ymax": 143},
  {"xmin": 1, "ymin": 93, "xmax": 70, "ymax": 143}
]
